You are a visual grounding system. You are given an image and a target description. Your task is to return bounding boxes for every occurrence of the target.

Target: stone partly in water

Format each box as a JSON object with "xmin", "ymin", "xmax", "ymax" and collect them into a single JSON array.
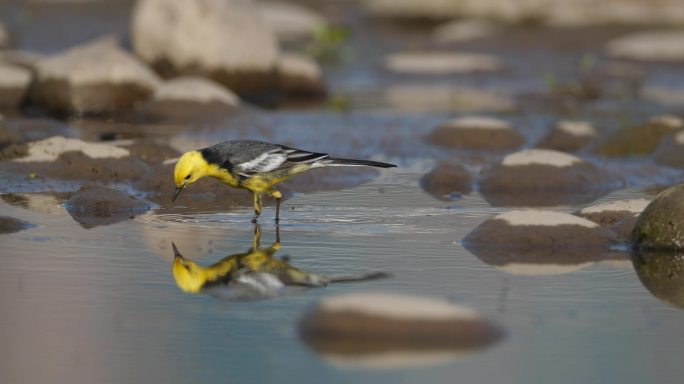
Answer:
[
  {"xmin": 464, "ymin": 210, "xmax": 615, "ymax": 276},
  {"xmin": 654, "ymin": 130, "xmax": 684, "ymax": 168},
  {"xmin": 0, "ymin": 63, "xmax": 32, "ymax": 109},
  {"xmin": 276, "ymin": 53, "xmax": 326, "ymax": 98},
  {"xmin": 0, "ymin": 216, "xmax": 31, "ymax": 234},
  {"xmin": 29, "ymin": 38, "xmax": 161, "ymax": 116},
  {"xmin": 427, "ymin": 116, "xmax": 524, "ymax": 151},
  {"xmin": 607, "ymin": 30, "xmax": 684, "ymax": 62},
  {"xmin": 597, "ymin": 115, "xmax": 684, "ymax": 157},
  {"xmin": 479, "ymin": 149, "xmax": 620, "ymax": 206},
  {"xmin": 385, "ymin": 85, "xmax": 515, "ymax": 113},
  {"xmin": 65, "ymin": 184, "xmax": 153, "ymax": 228},
  {"xmin": 632, "ymin": 184, "xmax": 684, "ymax": 250},
  {"xmin": 536, "ymin": 120, "xmax": 596, "ymax": 153},
  {"xmin": 419, "ymin": 163, "xmax": 473, "ymax": 201},
  {"xmin": 631, "ymin": 250, "xmax": 684, "ymax": 309},
  {"xmin": 256, "ymin": 1, "xmax": 327, "ymax": 42},
  {"xmin": 298, "ymin": 292, "xmax": 503, "ymax": 369},
  {"xmin": 575, "ymin": 199, "xmax": 650, "ymax": 243},
  {"xmin": 432, "ymin": 19, "xmax": 500, "ymax": 44},
  {"xmin": 131, "ymin": 0, "xmax": 279, "ymax": 98},
  {"xmin": 384, "ymin": 52, "xmax": 502, "ymax": 75}
]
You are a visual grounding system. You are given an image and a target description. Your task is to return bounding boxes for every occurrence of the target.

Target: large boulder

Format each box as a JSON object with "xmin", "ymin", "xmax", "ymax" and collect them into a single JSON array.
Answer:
[
  {"xmin": 632, "ymin": 184, "xmax": 684, "ymax": 250},
  {"xmin": 65, "ymin": 184, "xmax": 153, "ymax": 228},
  {"xmin": 464, "ymin": 210, "xmax": 615, "ymax": 275},
  {"xmin": 535, "ymin": 120, "xmax": 596, "ymax": 152},
  {"xmin": 427, "ymin": 116, "xmax": 524, "ymax": 151},
  {"xmin": 596, "ymin": 115, "xmax": 683, "ymax": 157},
  {"xmin": 0, "ymin": 63, "xmax": 32, "ymax": 109},
  {"xmin": 479, "ymin": 149, "xmax": 620, "ymax": 206},
  {"xmin": 131, "ymin": 0, "xmax": 280, "ymax": 98},
  {"xmin": 607, "ymin": 31, "xmax": 684, "ymax": 62},
  {"xmin": 298, "ymin": 292, "xmax": 503, "ymax": 369},
  {"xmin": 29, "ymin": 38, "xmax": 160, "ymax": 115}
]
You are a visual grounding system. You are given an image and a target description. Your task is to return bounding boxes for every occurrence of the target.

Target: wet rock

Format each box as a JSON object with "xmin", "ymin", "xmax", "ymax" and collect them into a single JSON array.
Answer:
[
  {"xmin": 276, "ymin": 53, "xmax": 326, "ymax": 98},
  {"xmin": 0, "ymin": 64, "xmax": 32, "ymax": 109},
  {"xmin": 632, "ymin": 250, "xmax": 684, "ymax": 309},
  {"xmin": 137, "ymin": 162, "xmax": 290, "ymax": 213},
  {"xmin": 363, "ymin": 0, "xmax": 461, "ymax": 20},
  {"xmin": 384, "ymin": 52, "xmax": 502, "ymax": 75},
  {"xmin": 419, "ymin": 163, "xmax": 472, "ymax": 201},
  {"xmin": 0, "ymin": 216, "xmax": 31, "ymax": 234},
  {"xmin": 632, "ymin": 184, "xmax": 684, "ymax": 250},
  {"xmin": 385, "ymin": 85, "xmax": 515, "ymax": 113},
  {"xmin": 131, "ymin": 0, "xmax": 279, "ymax": 97},
  {"xmin": 120, "ymin": 140, "xmax": 180, "ymax": 165},
  {"xmin": 10, "ymin": 136, "xmax": 129, "ymax": 162},
  {"xmin": 142, "ymin": 76, "xmax": 241, "ymax": 122},
  {"xmin": 596, "ymin": 115, "xmax": 683, "ymax": 157},
  {"xmin": 257, "ymin": 1, "xmax": 327, "ymax": 42},
  {"xmin": 479, "ymin": 149, "xmax": 619, "ymax": 206},
  {"xmin": 65, "ymin": 184, "xmax": 152, "ymax": 228},
  {"xmin": 654, "ymin": 130, "xmax": 684, "ymax": 168},
  {"xmin": 299, "ymin": 292, "xmax": 503, "ymax": 369},
  {"xmin": 30, "ymin": 38, "xmax": 161, "ymax": 116},
  {"xmin": 464, "ymin": 210, "xmax": 615, "ymax": 275},
  {"xmin": 432, "ymin": 19, "xmax": 499, "ymax": 44},
  {"xmin": 1, "ymin": 192, "xmax": 68, "ymax": 216},
  {"xmin": 536, "ymin": 120, "xmax": 596, "ymax": 152},
  {"xmin": 284, "ymin": 166, "xmax": 380, "ymax": 193},
  {"xmin": 427, "ymin": 116, "xmax": 523, "ymax": 151},
  {"xmin": 607, "ymin": 31, "xmax": 684, "ymax": 62},
  {"xmin": 575, "ymin": 199, "xmax": 650, "ymax": 243},
  {"xmin": 0, "ymin": 117, "xmax": 76, "ymax": 150}
]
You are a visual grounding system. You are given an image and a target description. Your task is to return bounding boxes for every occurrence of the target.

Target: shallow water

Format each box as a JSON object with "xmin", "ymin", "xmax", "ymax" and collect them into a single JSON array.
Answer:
[{"xmin": 3, "ymin": 169, "xmax": 684, "ymax": 383}]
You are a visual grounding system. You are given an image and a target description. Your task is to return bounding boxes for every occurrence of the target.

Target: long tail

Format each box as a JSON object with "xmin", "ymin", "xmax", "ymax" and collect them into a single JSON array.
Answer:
[{"xmin": 322, "ymin": 158, "xmax": 397, "ymax": 168}]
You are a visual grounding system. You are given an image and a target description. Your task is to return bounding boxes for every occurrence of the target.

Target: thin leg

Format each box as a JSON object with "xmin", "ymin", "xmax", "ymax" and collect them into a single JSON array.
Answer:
[
  {"xmin": 270, "ymin": 190, "xmax": 283, "ymax": 223},
  {"xmin": 252, "ymin": 192, "xmax": 262, "ymax": 223},
  {"xmin": 252, "ymin": 224, "xmax": 261, "ymax": 249}
]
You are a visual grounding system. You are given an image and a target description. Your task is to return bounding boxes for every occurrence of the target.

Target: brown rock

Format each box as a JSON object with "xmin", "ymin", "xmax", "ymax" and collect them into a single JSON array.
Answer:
[
  {"xmin": 536, "ymin": 120, "xmax": 596, "ymax": 152},
  {"xmin": 0, "ymin": 216, "xmax": 31, "ymax": 234},
  {"xmin": 65, "ymin": 184, "xmax": 152, "ymax": 228},
  {"xmin": 419, "ymin": 163, "xmax": 472, "ymax": 201},
  {"xmin": 428, "ymin": 116, "xmax": 523, "ymax": 151},
  {"xmin": 596, "ymin": 115, "xmax": 683, "ymax": 157}
]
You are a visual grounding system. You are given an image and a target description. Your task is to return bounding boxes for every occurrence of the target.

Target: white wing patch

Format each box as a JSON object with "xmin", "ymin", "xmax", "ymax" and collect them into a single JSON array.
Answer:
[{"xmin": 236, "ymin": 151, "xmax": 287, "ymax": 174}]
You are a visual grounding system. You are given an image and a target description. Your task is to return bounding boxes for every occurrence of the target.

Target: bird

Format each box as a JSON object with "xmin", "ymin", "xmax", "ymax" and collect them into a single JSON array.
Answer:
[{"xmin": 173, "ymin": 139, "xmax": 397, "ymax": 222}]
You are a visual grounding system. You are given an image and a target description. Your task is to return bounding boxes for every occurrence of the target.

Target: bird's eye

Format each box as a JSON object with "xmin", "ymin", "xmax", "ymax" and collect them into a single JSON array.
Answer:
[{"xmin": 185, "ymin": 174, "xmax": 191, "ymax": 180}]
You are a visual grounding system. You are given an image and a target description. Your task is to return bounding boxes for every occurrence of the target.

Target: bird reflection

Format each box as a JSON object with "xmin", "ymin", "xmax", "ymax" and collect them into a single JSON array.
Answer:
[
  {"xmin": 172, "ymin": 225, "xmax": 388, "ymax": 299},
  {"xmin": 631, "ymin": 250, "xmax": 684, "ymax": 310}
]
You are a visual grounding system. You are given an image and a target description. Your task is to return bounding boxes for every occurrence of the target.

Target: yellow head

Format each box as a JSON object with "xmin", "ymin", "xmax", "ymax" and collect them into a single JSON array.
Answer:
[
  {"xmin": 173, "ymin": 151, "xmax": 209, "ymax": 201},
  {"xmin": 172, "ymin": 243, "xmax": 209, "ymax": 293}
]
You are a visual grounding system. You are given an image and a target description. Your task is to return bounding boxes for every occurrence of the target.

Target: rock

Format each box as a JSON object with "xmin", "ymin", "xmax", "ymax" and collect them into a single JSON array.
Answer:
[
  {"xmin": 137, "ymin": 162, "xmax": 291, "ymax": 214},
  {"xmin": 464, "ymin": 210, "xmax": 615, "ymax": 275},
  {"xmin": 363, "ymin": 0, "xmax": 461, "ymax": 20},
  {"xmin": 298, "ymin": 292, "xmax": 503, "ymax": 369},
  {"xmin": 276, "ymin": 53, "xmax": 326, "ymax": 98},
  {"xmin": 641, "ymin": 85, "xmax": 684, "ymax": 107},
  {"xmin": 120, "ymin": 139, "xmax": 180, "ymax": 165},
  {"xmin": 575, "ymin": 199, "xmax": 650, "ymax": 243},
  {"xmin": 384, "ymin": 52, "xmax": 502, "ymax": 75},
  {"xmin": 142, "ymin": 76, "xmax": 241, "ymax": 122},
  {"xmin": 432, "ymin": 19, "xmax": 499, "ymax": 44},
  {"xmin": 427, "ymin": 116, "xmax": 524, "ymax": 151},
  {"xmin": 131, "ymin": 0, "xmax": 279, "ymax": 97},
  {"xmin": 0, "ymin": 50, "xmax": 45, "ymax": 70},
  {"xmin": 29, "ymin": 38, "xmax": 160, "ymax": 116},
  {"xmin": 257, "ymin": 1, "xmax": 327, "ymax": 42},
  {"xmin": 1, "ymin": 192, "xmax": 68, "ymax": 216},
  {"xmin": 0, "ymin": 64, "xmax": 32, "ymax": 109},
  {"xmin": 632, "ymin": 250, "xmax": 684, "ymax": 309},
  {"xmin": 479, "ymin": 149, "xmax": 620, "ymax": 206},
  {"xmin": 536, "ymin": 120, "xmax": 596, "ymax": 152},
  {"xmin": 65, "ymin": 184, "xmax": 152, "ymax": 228},
  {"xmin": 654, "ymin": 130, "xmax": 684, "ymax": 167},
  {"xmin": 284, "ymin": 166, "xmax": 380, "ymax": 193},
  {"xmin": 0, "ymin": 23, "xmax": 10, "ymax": 49},
  {"xmin": 632, "ymin": 184, "xmax": 684, "ymax": 250},
  {"xmin": 0, "ymin": 216, "xmax": 31, "ymax": 234},
  {"xmin": 419, "ymin": 163, "xmax": 473, "ymax": 201},
  {"xmin": 607, "ymin": 31, "xmax": 684, "ymax": 62},
  {"xmin": 596, "ymin": 115, "xmax": 683, "ymax": 157},
  {"xmin": 11, "ymin": 136, "xmax": 129, "ymax": 162},
  {"xmin": 0, "ymin": 117, "xmax": 76, "ymax": 150},
  {"xmin": 385, "ymin": 85, "xmax": 515, "ymax": 113}
]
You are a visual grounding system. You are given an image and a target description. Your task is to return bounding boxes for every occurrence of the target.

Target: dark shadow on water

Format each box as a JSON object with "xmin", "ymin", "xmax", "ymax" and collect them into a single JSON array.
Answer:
[
  {"xmin": 631, "ymin": 250, "xmax": 684, "ymax": 310},
  {"xmin": 171, "ymin": 224, "xmax": 389, "ymax": 300}
]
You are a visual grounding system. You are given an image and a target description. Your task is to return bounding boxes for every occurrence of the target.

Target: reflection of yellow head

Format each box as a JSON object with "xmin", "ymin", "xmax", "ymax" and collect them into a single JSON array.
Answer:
[
  {"xmin": 173, "ymin": 151, "xmax": 209, "ymax": 188},
  {"xmin": 172, "ymin": 255, "xmax": 208, "ymax": 293}
]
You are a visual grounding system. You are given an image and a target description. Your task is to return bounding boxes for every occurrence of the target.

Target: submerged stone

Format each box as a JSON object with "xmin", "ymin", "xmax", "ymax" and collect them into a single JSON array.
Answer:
[
  {"xmin": 607, "ymin": 31, "xmax": 684, "ymax": 62},
  {"xmin": 632, "ymin": 184, "xmax": 684, "ymax": 250},
  {"xmin": 575, "ymin": 199, "xmax": 650, "ymax": 243},
  {"xmin": 385, "ymin": 52, "xmax": 502, "ymax": 75},
  {"xmin": 428, "ymin": 116, "xmax": 523, "ymax": 151},
  {"xmin": 419, "ymin": 163, "xmax": 472, "ymax": 201},
  {"xmin": 596, "ymin": 115, "xmax": 683, "ymax": 157},
  {"xmin": 65, "ymin": 184, "xmax": 152, "ymax": 228},
  {"xmin": 536, "ymin": 120, "xmax": 596, "ymax": 152},
  {"xmin": 0, "ymin": 216, "xmax": 32, "ymax": 234}
]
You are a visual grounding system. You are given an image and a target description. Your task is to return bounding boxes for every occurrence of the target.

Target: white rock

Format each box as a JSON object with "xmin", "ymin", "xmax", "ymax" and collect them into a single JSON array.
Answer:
[
  {"xmin": 578, "ymin": 199, "xmax": 651, "ymax": 215},
  {"xmin": 277, "ymin": 53, "xmax": 322, "ymax": 81},
  {"xmin": 648, "ymin": 114, "xmax": 683, "ymax": 129},
  {"xmin": 607, "ymin": 31, "xmax": 684, "ymax": 62},
  {"xmin": 257, "ymin": 1, "xmax": 327, "ymax": 41},
  {"xmin": 385, "ymin": 52, "xmax": 502, "ymax": 75},
  {"xmin": 441, "ymin": 116, "xmax": 513, "ymax": 131},
  {"xmin": 501, "ymin": 149, "xmax": 582, "ymax": 167},
  {"xmin": 495, "ymin": 210, "xmax": 599, "ymax": 228},
  {"xmin": 15, "ymin": 136, "xmax": 130, "ymax": 162},
  {"xmin": 432, "ymin": 19, "xmax": 499, "ymax": 44},
  {"xmin": 320, "ymin": 292, "xmax": 479, "ymax": 321},
  {"xmin": 555, "ymin": 121, "xmax": 596, "ymax": 137},
  {"xmin": 0, "ymin": 63, "xmax": 32, "ymax": 108},
  {"xmin": 154, "ymin": 77, "xmax": 240, "ymax": 106}
]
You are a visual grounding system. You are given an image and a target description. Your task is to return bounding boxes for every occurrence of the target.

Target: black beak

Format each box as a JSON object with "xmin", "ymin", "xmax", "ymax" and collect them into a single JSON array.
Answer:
[
  {"xmin": 172, "ymin": 186, "xmax": 184, "ymax": 202},
  {"xmin": 171, "ymin": 242, "xmax": 183, "ymax": 259}
]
